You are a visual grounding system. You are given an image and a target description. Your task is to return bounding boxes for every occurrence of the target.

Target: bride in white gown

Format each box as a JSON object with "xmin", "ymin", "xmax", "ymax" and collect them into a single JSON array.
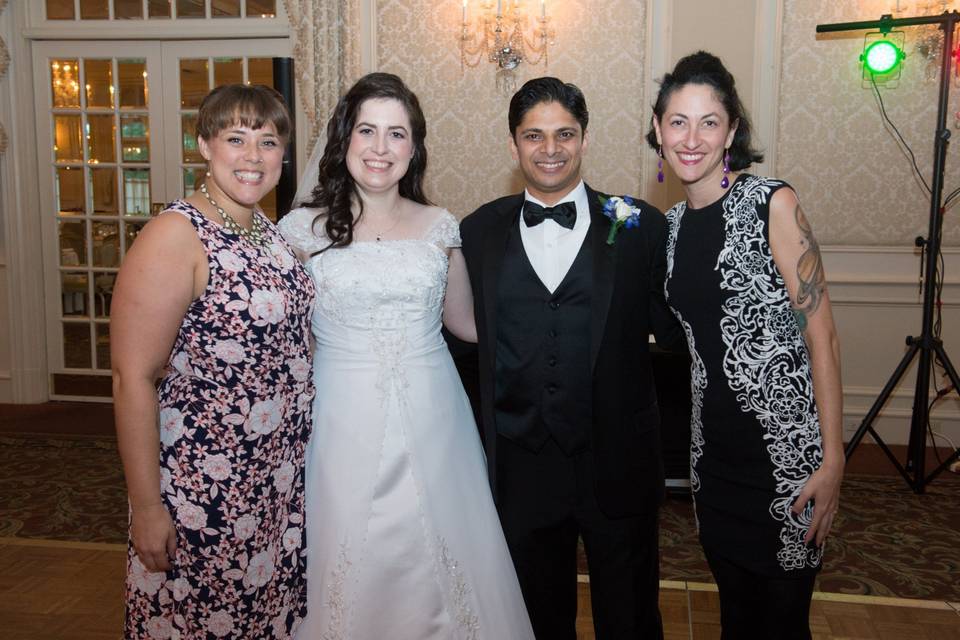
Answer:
[{"xmin": 279, "ymin": 73, "xmax": 534, "ymax": 640}]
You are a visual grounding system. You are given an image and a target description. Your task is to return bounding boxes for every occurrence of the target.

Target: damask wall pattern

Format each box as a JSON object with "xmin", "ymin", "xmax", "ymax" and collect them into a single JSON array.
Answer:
[
  {"xmin": 375, "ymin": 0, "xmax": 648, "ymax": 219},
  {"xmin": 777, "ymin": 0, "xmax": 960, "ymax": 246}
]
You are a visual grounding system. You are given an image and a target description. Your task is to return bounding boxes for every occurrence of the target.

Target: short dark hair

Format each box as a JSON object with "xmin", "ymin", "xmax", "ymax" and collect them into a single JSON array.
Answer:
[
  {"xmin": 302, "ymin": 72, "xmax": 430, "ymax": 251},
  {"xmin": 508, "ymin": 77, "xmax": 589, "ymax": 137},
  {"xmin": 196, "ymin": 84, "xmax": 291, "ymax": 144},
  {"xmin": 645, "ymin": 51, "xmax": 763, "ymax": 171}
]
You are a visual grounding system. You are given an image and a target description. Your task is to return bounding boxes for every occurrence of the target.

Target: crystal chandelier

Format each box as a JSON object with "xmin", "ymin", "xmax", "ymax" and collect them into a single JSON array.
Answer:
[
  {"xmin": 459, "ymin": 0, "xmax": 556, "ymax": 94},
  {"xmin": 891, "ymin": 0, "xmax": 956, "ymax": 81},
  {"xmin": 51, "ymin": 60, "xmax": 80, "ymax": 107}
]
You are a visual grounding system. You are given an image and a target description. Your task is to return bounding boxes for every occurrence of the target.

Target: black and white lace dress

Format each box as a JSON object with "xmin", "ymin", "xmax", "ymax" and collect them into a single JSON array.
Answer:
[{"xmin": 665, "ymin": 174, "xmax": 824, "ymax": 577}]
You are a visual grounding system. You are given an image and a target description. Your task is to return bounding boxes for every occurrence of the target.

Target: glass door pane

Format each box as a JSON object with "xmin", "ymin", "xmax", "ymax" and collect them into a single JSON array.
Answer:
[
  {"xmin": 34, "ymin": 39, "xmax": 289, "ymax": 399},
  {"xmin": 162, "ymin": 40, "xmax": 289, "ymax": 221},
  {"xmin": 34, "ymin": 41, "xmax": 165, "ymax": 398}
]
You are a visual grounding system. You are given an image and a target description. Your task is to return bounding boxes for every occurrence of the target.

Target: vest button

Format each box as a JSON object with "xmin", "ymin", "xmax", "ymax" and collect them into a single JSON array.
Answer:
[
  {"xmin": 548, "ymin": 357, "xmax": 557, "ymax": 367},
  {"xmin": 549, "ymin": 301, "xmax": 560, "ymax": 310},
  {"xmin": 548, "ymin": 330, "xmax": 558, "ymax": 338},
  {"xmin": 546, "ymin": 384, "xmax": 557, "ymax": 394}
]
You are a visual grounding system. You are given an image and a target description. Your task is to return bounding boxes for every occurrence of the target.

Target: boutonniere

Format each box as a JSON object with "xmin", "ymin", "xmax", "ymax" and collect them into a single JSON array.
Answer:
[{"xmin": 599, "ymin": 195, "xmax": 643, "ymax": 245}]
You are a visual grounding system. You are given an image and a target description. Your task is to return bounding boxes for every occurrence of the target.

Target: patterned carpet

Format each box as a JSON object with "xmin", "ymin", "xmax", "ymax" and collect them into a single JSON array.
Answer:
[{"xmin": 2, "ymin": 432, "xmax": 958, "ymax": 602}]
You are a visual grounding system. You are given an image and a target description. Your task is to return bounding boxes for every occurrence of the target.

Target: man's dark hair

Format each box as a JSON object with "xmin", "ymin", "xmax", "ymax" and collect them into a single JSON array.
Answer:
[{"xmin": 508, "ymin": 77, "xmax": 589, "ymax": 136}]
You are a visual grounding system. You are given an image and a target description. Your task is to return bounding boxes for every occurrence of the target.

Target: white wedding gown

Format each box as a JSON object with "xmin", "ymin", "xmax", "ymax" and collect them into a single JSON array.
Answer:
[{"xmin": 279, "ymin": 207, "xmax": 534, "ymax": 640}]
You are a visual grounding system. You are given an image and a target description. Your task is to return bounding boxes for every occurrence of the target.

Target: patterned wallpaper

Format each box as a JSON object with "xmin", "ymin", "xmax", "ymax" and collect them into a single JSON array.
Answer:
[
  {"xmin": 777, "ymin": 0, "xmax": 960, "ymax": 246},
  {"xmin": 375, "ymin": 0, "xmax": 648, "ymax": 219}
]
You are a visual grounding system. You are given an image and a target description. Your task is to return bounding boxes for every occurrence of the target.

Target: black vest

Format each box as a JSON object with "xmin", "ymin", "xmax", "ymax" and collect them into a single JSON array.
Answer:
[{"xmin": 494, "ymin": 221, "xmax": 593, "ymax": 454}]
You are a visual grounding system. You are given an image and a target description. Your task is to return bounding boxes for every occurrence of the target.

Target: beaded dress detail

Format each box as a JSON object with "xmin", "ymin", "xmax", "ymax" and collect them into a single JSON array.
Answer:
[{"xmin": 279, "ymin": 207, "xmax": 534, "ymax": 640}]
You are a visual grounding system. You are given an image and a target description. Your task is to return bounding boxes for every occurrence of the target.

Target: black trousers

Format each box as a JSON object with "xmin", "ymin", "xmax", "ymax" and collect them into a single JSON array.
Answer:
[
  {"xmin": 704, "ymin": 547, "xmax": 817, "ymax": 640},
  {"xmin": 495, "ymin": 435, "xmax": 663, "ymax": 640}
]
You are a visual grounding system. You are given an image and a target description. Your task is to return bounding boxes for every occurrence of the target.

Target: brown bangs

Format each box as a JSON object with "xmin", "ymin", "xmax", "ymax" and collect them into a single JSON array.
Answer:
[{"xmin": 195, "ymin": 84, "xmax": 291, "ymax": 143}]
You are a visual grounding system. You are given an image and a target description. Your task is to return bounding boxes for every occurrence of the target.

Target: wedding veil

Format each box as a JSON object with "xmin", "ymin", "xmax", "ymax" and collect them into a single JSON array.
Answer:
[{"xmin": 293, "ymin": 130, "xmax": 326, "ymax": 207}]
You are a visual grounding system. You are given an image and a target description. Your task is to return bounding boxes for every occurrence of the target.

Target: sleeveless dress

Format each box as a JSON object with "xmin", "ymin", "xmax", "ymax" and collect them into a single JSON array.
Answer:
[
  {"xmin": 124, "ymin": 200, "xmax": 316, "ymax": 639},
  {"xmin": 279, "ymin": 207, "xmax": 535, "ymax": 640},
  {"xmin": 664, "ymin": 174, "xmax": 823, "ymax": 577}
]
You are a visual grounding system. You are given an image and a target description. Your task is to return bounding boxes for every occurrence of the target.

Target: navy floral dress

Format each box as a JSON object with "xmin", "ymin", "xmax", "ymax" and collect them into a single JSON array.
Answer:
[{"xmin": 124, "ymin": 200, "xmax": 315, "ymax": 639}]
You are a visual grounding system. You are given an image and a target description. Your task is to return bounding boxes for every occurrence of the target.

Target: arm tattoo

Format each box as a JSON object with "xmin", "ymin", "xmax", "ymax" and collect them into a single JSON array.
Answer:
[{"xmin": 792, "ymin": 203, "xmax": 825, "ymax": 330}]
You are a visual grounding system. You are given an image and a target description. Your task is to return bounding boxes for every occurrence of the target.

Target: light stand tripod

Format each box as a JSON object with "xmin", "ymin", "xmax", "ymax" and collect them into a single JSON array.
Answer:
[{"xmin": 817, "ymin": 12, "xmax": 960, "ymax": 494}]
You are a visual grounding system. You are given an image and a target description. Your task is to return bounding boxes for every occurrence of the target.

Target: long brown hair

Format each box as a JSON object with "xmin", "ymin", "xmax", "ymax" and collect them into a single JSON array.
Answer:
[{"xmin": 301, "ymin": 72, "xmax": 431, "ymax": 252}]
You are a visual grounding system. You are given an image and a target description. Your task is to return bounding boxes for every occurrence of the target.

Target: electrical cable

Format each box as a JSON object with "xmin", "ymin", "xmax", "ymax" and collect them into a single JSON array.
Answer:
[{"xmin": 870, "ymin": 74, "xmax": 932, "ymax": 194}]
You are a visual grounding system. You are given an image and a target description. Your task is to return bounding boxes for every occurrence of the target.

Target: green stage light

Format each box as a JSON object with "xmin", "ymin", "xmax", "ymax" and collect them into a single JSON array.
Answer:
[
  {"xmin": 862, "ymin": 40, "xmax": 904, "ymax": 75},
  {"xmin": 860, "ymin": 31, "xmax": 906, "ymax": 88}
]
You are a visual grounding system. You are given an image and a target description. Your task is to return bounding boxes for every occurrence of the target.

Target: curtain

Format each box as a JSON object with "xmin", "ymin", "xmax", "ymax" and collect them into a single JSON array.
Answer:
[{"xmin": 282, "ymin": 0, "xmax": 364, "ymax": 152}]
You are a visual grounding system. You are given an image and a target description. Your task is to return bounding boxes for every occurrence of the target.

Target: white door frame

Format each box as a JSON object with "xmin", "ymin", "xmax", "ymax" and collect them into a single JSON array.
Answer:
[{"xmin": 32, "ymin": 37, "xmax": 293, "ymax": 400}]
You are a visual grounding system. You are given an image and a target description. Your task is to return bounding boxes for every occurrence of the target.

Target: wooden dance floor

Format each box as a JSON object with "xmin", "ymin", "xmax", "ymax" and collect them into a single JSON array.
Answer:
[{"xmin": 2, "ymin": 537, "xmax": 958, "ymax": 640}]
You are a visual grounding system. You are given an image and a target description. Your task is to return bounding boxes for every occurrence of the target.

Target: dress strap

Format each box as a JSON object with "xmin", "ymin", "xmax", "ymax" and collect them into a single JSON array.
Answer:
[{"xmin": 423, "ymin": 209, "xmax": 461, "ymax": 250}]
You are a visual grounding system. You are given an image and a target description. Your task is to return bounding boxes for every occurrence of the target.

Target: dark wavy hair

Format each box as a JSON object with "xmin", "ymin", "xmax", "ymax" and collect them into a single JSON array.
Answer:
[
  {"xmin": 508, "ymin": 76, "xmax": 588, "ymax": 136},
  {"xmin": 301, "ymin": 72, "xmax": 430, "ymax": 251},
  {"xmin": 645, "ymin": 51, "xmax": 763, "ymax": 171}
]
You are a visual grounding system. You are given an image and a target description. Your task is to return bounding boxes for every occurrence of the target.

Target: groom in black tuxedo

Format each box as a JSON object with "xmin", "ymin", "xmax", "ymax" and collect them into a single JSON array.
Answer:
[{"xmin": 460, "ymin": 77, "xmax": 682, "ymax": 639}]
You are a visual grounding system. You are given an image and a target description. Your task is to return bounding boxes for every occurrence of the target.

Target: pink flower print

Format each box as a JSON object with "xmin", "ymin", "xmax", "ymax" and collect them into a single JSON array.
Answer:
[
  {"xmin": 282, "ymin": 527, "xmax": 302, "ymax": 553},
  {"xmin": 176, "ymin": 502, "xmax": 208, "ymax": 531},
  {"xmin": 272, "ymin": 461, "xmax": 294, "ymax": 494},
  {"xmin": 205, "ymin": 610, "xmax": 235, "ymax": 638},
  {"xmin": 272, "ymin": 607, "xmax": 291, "ymax": 638},
  {"xmin": 211, "ymin": 339, "xmax": 245, "ymax": 364},
  {"xmin": 159, "ymin": 408, "xmax": 186, "ymax": 447},
  {"xmin": 268, "ymin": 243, "xmax": 296, "ymax": 271},
  {"xmin": 171, "ymin": 577, "xmax": 191, "ymax": 601},
  {"xmin": 131, "ymin": 554, "xmax": 164, "ymax": 596},
  {"xmin": 216, "ymin": 249, "xmax": 247, "ymax": 273},
  {"xmin": 146, "ymin": 615, "xmax": 174, "ymax": 639},
  {"xmin": 246, "ymin": 398, "xmax": 282, "ymax": 437},
  {"xmin": 297, "ymin": 391, "xmax": 313, "ymax": 415},
  {"xmin": 249, "ymin": 288, "xmax": 286, "ymax": 324},
  {"xmin": 202, "ymin": 454, "xmax": 231, "ymax": 482},
  {"xmin": 288, "ymin": 357, "xmax": 310, "ymax": 383},
  {"xmin": 160, "ymin": 467, "xmax": 172, "ymax": 492},
  {"xmin": 233, "ymin": 514, "xmax": 258, "ymax": 541},
  {"xmin": 170, "ymin": 351, "xmax": 192, "ymax": 376},
  {"xmin": 245, "ymin": 549, "xmax": 276, "ymax": 588}
]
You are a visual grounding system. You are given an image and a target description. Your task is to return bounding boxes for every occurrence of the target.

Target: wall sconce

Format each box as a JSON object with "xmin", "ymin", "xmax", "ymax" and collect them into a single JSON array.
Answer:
[{"xmin": 459, "ymin": 0, "xmax": 556, "ymax": 93}]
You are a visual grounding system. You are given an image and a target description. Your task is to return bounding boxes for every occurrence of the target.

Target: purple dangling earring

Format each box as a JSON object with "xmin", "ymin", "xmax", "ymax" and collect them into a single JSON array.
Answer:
[
  {"xmin": 657, "ymin": 146, "xmax": 664, "ymax": 183},
  {"xmin": 720, "ymin": 150, "xmax": 731, "ymax": 189}
]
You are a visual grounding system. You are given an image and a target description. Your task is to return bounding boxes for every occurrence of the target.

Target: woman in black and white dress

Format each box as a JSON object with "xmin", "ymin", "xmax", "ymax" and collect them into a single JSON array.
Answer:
[{"xmin": 647, "ymin": 51, "xmax": 844, "ymax": 640}]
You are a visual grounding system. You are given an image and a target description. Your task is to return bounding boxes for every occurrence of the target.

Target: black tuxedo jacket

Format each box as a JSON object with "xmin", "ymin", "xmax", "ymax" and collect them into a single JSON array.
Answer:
[{"xmin": 460, "ymin": 184, "xmax": 684, "ymax": 519}]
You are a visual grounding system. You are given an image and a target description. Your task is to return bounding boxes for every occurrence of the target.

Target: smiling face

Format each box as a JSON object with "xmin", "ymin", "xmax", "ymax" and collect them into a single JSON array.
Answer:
[
  {"xmin": 654, "ymin": 82, "xmax": 738, "ymax": 199},
  {"xmin": 199, "ymin": 121, "xmax": 284, "ymax": 209},
  {"xmin": 509, "ymin": 100, "xmax": 588, "ymax": 205},
  {"xmin": 345, "ymin": 97, "xmax": 415, "ymax": 196}
]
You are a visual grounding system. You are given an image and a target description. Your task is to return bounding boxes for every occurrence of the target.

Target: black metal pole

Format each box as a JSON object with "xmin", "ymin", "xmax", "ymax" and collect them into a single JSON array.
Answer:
[
  {"xmin": 816, "ymin": 13, "xmax": 950, "ymax": 33},
  {"xmin": 906, "ymin": 13, "xmax": 955, "ymax": 491},
  {"xmin": 817, "ymin": 11, "xmax": 960, "ymax": 492},
  {"xmin": 273, "ymin": 57, "xmax": 297, "ymax": 220}
]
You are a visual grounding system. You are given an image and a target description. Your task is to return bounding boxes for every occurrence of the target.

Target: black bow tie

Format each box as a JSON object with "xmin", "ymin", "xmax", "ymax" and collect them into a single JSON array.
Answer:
[{"xmin": 522, "ymin": 200, "xmax": 577, "ymax": 230}]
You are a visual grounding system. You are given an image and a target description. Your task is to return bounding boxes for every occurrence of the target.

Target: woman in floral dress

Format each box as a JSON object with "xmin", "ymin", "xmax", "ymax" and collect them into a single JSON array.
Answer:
[{"xmin": 111, "ymin": 84, "xmax": 315, "ymax": 638}]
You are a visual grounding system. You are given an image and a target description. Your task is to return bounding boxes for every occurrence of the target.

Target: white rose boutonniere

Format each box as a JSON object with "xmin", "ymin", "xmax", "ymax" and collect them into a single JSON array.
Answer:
[{"xmin": 600, "ymin": 195, "xmax": 643, "ymax": 245}]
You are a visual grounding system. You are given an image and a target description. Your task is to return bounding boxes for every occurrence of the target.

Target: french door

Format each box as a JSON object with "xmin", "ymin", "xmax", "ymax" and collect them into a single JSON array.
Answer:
[{"xmin": 33, "ymin": 38, "xmax": 290, "ymax": 399}]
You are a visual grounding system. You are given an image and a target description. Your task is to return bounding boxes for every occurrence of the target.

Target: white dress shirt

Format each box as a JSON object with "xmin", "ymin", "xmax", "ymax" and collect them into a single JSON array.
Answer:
[{"xmin": 519, "ymin": 180, "xmax": 591, "ymax": 294}]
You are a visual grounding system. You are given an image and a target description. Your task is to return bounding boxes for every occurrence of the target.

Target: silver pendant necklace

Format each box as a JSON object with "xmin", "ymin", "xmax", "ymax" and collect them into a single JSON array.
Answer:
[{"xmin": 369, "ymin": 214, "xmax": 401, "ymax": 242}]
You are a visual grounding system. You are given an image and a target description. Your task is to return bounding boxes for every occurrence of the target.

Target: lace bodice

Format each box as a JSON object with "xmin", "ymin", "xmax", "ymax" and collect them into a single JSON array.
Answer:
[{"xmin": 278, "ymin": 207, "xmax": 460, "ymax": 340}]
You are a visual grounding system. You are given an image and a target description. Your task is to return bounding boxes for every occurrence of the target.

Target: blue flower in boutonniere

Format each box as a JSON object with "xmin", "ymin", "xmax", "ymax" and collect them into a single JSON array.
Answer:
[{"xmin": 599, "ymin": 195, "xmax": 643, "ymax": 245}]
